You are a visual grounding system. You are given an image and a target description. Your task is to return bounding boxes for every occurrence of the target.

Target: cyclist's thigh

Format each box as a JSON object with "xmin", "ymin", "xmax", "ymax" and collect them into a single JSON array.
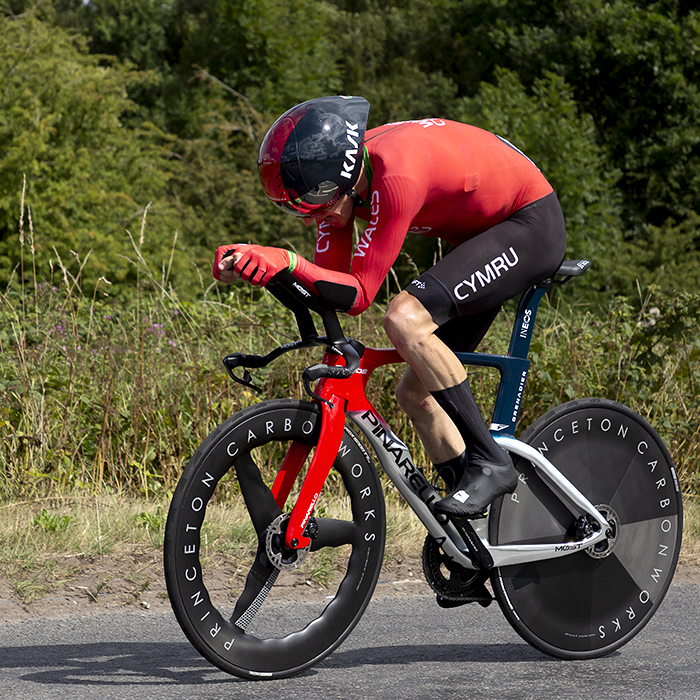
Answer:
[{"xmin": 406, "ymin": 192, "xmax": 566, "ymax": 326}]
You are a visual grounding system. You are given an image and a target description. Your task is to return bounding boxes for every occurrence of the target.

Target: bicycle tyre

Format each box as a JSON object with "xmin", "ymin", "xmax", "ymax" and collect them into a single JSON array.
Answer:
[
  {"xmin": 489, "ymin": 398, "xmax": 683, "ymax": 659},
  {"xmin": 164, "ymin": 399, "xmax": 386, "ymax": 679}
]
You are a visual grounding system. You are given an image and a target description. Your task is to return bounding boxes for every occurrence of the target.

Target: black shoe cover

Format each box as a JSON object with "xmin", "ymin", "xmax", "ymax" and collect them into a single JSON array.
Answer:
[
  {"xmin": 433, "ymin": 457, "xmax": 518, "ymax": 518},
  {"xmin": 432, "ymin": 451, "xmax": 468, "ymax": 492}
]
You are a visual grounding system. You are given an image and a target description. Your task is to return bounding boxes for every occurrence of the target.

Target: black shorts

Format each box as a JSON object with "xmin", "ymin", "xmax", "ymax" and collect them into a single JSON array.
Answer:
[{"xmin": 405, "ymin": 191, "xmax": 567, "ymax": 352}]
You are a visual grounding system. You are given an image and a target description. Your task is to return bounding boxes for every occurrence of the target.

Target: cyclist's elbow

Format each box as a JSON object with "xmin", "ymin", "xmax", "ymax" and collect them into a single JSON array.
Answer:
[
  {"xmin": 346, "ymin": 290, "xmax": 371, "ymax": 316},
  {"xmin": 347, "ymin": 303, "xmax": 367, "ymax": 317}
]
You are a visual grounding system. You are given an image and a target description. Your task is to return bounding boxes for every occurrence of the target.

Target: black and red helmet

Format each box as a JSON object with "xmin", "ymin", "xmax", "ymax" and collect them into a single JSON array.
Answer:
[{"xmin": 258, "ymin": 96, "xmax": 370, "ymax": 217}]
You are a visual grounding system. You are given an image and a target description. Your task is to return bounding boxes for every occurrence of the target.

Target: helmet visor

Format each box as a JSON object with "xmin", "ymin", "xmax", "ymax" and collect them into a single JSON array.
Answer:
[
  {"xmin": 273, "ymin": 200, "xmax": 313, "ymax": 218},
  {"xmin": 259, "ymin": 115, "xmax": 338, "ymax": 215},
  {"xmin": 273, "ymin": 190, "xmax": 343, "ymax": 218}
]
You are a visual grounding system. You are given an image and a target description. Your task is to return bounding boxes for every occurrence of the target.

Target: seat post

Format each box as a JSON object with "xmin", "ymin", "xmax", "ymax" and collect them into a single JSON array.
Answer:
[{"xmin": 507, "ymin": 283, "xmax": 550, "ymax": 360}]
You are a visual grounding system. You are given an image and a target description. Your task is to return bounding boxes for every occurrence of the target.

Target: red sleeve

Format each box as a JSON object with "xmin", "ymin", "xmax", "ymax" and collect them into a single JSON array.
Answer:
[
  {"xmin": 313, "ymin": 220, "xmax": 353, "ymax": 273},
  {"xmin": 347, "ymin": 173, "xmax": 420, "ymax": 311}
]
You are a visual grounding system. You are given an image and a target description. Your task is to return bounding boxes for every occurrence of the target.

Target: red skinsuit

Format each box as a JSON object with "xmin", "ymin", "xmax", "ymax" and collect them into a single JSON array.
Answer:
[{"xmin": 291, "ymin": 119, "xmax": 553, "ymax": 315}]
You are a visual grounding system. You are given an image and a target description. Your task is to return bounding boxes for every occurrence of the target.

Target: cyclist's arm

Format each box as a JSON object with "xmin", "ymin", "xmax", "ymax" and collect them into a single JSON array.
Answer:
[
  {"xmin": 212, "ymin": 237, "xmax": 366, "ymax": 309},
  {"xmin": 214, "ymin": 174, "xmax": 420, "ymax": 313},
  {"xmin": 292, "ymin": 175, "xmax": 419, "ymax": 314},
  {"xmin": 313, "ymin": 220, "xmax": 353, "ymax": 273}
]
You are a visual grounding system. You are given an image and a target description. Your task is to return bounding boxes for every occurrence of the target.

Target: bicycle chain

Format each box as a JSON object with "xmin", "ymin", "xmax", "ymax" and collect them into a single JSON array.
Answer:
[{"xmin": 421, "ymin": 535, "xmax": 492, "ymax": 604}]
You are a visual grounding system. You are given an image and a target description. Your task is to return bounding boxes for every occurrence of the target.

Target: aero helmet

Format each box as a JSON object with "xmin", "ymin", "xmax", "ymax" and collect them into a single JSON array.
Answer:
[{"xmin": 258, "ymin": 96, "xmax": 370, "ymax": 216}]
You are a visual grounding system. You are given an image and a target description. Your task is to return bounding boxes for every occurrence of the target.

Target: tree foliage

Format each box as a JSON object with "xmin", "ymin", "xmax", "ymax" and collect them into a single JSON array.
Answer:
[
  {"xmin": 0, "ymin": 13, "xmax": 192, "ymax": 292},
  {"xmin": 1, "ymin": 0, "xmax": 699, "ymax": 301}
]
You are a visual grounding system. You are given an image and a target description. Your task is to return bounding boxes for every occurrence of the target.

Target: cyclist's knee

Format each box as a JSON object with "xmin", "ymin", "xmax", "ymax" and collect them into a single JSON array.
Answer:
[{"xmin": 383, "ymin": 292, "xmax": 434, "ymax": 351}]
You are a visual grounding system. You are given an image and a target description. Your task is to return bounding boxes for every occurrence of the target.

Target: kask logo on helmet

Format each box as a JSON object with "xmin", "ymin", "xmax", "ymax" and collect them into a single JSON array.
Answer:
[{"xmin": 341, "ymin": 122, "xmax": 361, "ymax": 180}]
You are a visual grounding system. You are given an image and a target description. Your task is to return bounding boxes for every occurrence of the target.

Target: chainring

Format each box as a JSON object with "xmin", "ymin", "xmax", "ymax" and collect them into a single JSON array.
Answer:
[{"xmin": 421, "ymin": 535, "xmax": 492, "ymax": 604}]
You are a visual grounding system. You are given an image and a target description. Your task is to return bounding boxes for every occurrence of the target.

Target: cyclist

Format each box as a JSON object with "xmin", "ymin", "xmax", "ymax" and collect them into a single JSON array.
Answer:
[{"xmin": 214, "ymin": 95, "xmax": 567, "ymax": 519}]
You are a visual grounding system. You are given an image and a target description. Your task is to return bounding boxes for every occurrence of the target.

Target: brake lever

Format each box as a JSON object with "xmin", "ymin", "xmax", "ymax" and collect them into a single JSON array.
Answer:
[{"xmin": 223, "ymin": 353, "xmax": 263, "ymax": 394}]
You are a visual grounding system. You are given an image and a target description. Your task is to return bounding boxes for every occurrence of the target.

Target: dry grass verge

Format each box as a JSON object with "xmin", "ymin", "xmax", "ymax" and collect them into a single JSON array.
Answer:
[{"xmin": 0, "ymin": 494, "xmax": 698, "ymax": 622}]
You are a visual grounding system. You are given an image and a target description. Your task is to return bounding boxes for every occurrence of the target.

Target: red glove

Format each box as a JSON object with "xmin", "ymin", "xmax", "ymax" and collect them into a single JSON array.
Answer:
[
  {"xmin": 213, "ymin": 245, "xmax": 237, "ymax": 281},
  {"xmin": 213, "ymin": 244, "xmax": 291, "ymax": 286}
]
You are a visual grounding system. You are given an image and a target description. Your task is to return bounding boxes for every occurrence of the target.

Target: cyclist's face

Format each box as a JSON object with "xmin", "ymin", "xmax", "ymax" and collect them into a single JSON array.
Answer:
[{"xmin": 301, "ymin": 195, "xmax": 354, "ymax": 228}]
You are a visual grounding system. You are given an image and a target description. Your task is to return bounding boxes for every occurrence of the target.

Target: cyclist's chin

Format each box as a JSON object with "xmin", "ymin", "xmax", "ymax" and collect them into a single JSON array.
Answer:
[
  {"xmin": 304, "ymin": 213, "xmax": 349, "ymax": 228},
  {"xmin": 326, "ymin": 215, "xmax": 349, "ymax": 228}
]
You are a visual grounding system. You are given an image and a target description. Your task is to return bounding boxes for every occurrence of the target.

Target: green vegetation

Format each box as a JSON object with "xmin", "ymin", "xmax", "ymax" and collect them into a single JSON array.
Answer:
[
  {"xmin": 2, "ymin": 245, "xmax": 700, "ymax": 499},
  {"xmin": 1, "ymin": 1, "xmax": 699, "ymax": 298},
  {"xmin": 1, "ymin": 3, "xmax": 699, "ymax": 512}
]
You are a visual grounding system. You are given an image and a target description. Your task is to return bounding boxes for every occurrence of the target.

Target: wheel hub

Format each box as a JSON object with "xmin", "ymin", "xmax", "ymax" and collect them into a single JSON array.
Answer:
[
  {"xmin": 265, "ymin": 513, "xmax": 312, "ymax": 570},
  {"xmin": 586, "ymin": 504, "xmax": 620, "ymax": 560}
]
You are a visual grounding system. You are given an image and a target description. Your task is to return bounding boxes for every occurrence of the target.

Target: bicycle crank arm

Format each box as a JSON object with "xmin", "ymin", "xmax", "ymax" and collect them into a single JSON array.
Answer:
[{"xmin": 452, "ymin": 516, "xmax": 494, "ymax": 570}]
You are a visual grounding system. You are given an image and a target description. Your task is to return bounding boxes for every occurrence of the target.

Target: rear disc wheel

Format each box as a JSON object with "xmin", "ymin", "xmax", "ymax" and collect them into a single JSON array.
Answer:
[{"xmin": 489, "ymin": 398, "xmax": 682, "ymax": 659}]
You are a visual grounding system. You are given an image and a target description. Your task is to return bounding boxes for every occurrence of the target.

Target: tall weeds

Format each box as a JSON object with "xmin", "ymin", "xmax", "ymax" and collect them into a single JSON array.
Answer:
[
  {"xmin": 525, "ymin": 291, "xmax": 700, "ymax": 494},
  {"xmin": 1, "ymin": 203, "xmax": 699, "ymax": 502}
]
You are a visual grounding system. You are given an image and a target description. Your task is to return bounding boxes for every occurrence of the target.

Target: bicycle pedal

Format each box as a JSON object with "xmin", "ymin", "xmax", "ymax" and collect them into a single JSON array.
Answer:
[{"xmin": 436, "ymin": 590, "xmax": 493, "ymax": 609}]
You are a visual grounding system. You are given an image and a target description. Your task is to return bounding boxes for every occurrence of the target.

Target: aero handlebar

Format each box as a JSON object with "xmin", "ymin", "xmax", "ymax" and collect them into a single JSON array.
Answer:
[{"xmin": 223, "ymin": 271, "xmax": 362, "ymax": 398}]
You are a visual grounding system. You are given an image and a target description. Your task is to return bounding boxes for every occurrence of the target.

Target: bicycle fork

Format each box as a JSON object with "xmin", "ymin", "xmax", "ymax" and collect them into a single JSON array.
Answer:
[{"xmin": 272, "ymin": 396, "xmax": 347, "ymax": 550}]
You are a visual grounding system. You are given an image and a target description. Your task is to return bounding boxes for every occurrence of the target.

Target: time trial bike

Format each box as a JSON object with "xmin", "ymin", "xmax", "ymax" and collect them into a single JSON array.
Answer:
[{"xmin": 164, "ymin": 260, "xmax": 683, "ymax": 679}]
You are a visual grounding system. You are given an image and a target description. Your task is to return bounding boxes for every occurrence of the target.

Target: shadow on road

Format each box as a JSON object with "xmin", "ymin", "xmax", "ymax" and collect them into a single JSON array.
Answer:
[{"xmin": 0, "ymin": 639, "xmax": 551, "ymax": 686}]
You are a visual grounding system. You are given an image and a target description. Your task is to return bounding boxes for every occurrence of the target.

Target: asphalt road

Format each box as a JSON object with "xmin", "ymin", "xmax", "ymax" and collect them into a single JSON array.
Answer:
[{"xmin": 1, "ymin": 581, "xmax": 699, "ymax": 700}]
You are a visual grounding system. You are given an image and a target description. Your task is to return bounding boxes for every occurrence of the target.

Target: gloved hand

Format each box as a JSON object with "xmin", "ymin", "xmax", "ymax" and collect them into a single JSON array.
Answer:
[{"xmin": 213, "ymin": 244, "xmax": 291, "ymax": 286}]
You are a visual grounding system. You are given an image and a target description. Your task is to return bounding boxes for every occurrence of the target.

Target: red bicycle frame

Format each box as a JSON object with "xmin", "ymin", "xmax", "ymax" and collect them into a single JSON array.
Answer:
[{"xmin": 271, "ymin": 346, "xmax": 403, "ymax": 549}]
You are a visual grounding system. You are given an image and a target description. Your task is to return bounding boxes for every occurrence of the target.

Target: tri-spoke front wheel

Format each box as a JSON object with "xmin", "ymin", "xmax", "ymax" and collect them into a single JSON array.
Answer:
[{"xmin": 164, "ymin": 399, "xmax": 385, "ymax": 679}]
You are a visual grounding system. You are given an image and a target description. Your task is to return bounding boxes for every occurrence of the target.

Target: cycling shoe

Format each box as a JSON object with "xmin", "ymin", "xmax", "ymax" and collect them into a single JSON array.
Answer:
[{"xmin": 433, "ymin": 457, "xmax": 518, "ymax": 518}]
